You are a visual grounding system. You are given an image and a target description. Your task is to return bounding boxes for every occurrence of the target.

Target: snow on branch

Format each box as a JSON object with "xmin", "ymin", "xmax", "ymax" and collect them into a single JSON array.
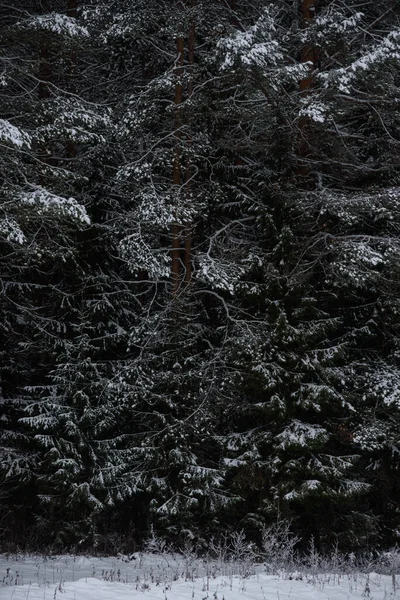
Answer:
[
  {"xmin": 0, "ymin": 218, "xmax": 26, "ymax": 245},
  {"xmin": 300, "ymin": 9, "xmax": 364, "ymax": 47},
  {"xmin": 321, "ymin": 29, "xmax": 400, "ymax": 93},
  {"xmin": 119, "ymin": 230, "xmax": 170, "ymax": 279},
  {"xmin": 36, "ymin": 98, "xmax": 112, "ymax": 145},
  {"xmin": 196, "ymin": 254, "xmax": 245, "ymax": 295},
  {"xmin": 217, "ymin": 7, "xmax": 283, "ymax": 70},
  {"xmin": 134, "ymin": 190, "xmax": 201, "ymax": 230},
  {"xmin": 283, "ymin": 479, "xmax": 323, "ymax": 501},
  {"xmin": 353, "ymin": 421, "xmax": 395, "ymax": 452},
  {"xmin": 314, "ymin": 10, "xmax": 364, "ymax": 35},
  {"xmin": 19, "ymin": 188, "xmax": 90, "ymax": 225},
  {"xmin": 330, "ymin": 241, "xmax": 385, "ymax": 288},
  {"xmin": 360, "ymin": 365, "xmax": 400, "ymax": 410},
  {"xmin": 299, "ymin": 98, "xmax": 328, "ymax": 123},
  {"xmin": 276, "ymin": 420, "xmax": 328, "ymax": 451},
  {"xmin": 14, "ymin": 13, "xmax": 89, "ymax": 38},
  {"xmin": 0, "ymin": 119, "xmax": 31, "ymax": 148},
  {"xmin": 314, "ymin": 187, "xmax": 400, "ymax": 230}
]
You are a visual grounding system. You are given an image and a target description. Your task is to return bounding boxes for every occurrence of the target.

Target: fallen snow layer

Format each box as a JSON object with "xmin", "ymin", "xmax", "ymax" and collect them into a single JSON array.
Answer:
[
  {"xmin": 1, "ymin": 555, "xmax": 400, "ymax": 600},
  {"xmin": 2, "ymin": 572, "xmax": 399, "ymax": 600}
]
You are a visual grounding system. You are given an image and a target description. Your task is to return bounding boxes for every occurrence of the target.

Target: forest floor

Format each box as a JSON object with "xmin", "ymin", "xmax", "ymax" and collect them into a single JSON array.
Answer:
[{"xmin": 1, "ymin": 553, "xmax": 400, "ymax": 600}]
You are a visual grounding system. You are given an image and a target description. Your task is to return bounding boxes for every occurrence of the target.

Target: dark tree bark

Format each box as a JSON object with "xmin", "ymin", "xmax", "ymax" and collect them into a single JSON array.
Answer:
[
  {"xmin": 171, "ymin": 33, "xmax": 185, "ymax": 296},
  {"xmin": 66, "ymin": 0, "xmax": 78, "ymax": 161},
  {"xmin": 297, "ymin": 0, "xmax": 318, "ymax": 183},
  {"xmin": 38, "ymin": 0, "xmax": 52, "ymax": 100},
  {"xmin": 171, "ymin": 1, "xmax": 197, "ymax": 294},
  {"xmin": 183, "ymin": 6, "xmax": 196, "ymax": 286}
]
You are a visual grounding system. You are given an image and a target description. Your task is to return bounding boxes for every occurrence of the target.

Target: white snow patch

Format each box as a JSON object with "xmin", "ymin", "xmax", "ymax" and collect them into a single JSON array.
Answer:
[
  {"xmin": 0, "ymin": 554, "xmax": 398, "ymax": 600},
  {"xmin": 15, "ymin": 13, "xmax": 89, "ymax": 38},
  {"xmin": 276, "ymin": 420, "xmax": 328, "ymax": 450},
  {"xmin": 0, "ymin": 119, "xmax": 31, "ymax": 148},
  {"xmin": 19, "ymin": 188, "xmax": 90, "ymax": 225},
  {"xmin": 299, "ymin": 100, "xmax": 327, "ymax": 123},
  {"xmin": 0, "ymin": 218, "xmax": 26, "ymax": 245}
]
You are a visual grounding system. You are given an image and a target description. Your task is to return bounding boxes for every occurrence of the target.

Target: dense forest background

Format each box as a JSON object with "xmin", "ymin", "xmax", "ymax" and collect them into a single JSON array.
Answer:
[{"xmin": 0, "ymin": 0, "xmax": 400, "ymax": 553}]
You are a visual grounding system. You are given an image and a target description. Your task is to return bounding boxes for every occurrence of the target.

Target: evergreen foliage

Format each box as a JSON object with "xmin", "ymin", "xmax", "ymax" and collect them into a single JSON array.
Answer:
[{"xmin": 0, "ymin": 0, "xmax": 400, "ymax": 551}]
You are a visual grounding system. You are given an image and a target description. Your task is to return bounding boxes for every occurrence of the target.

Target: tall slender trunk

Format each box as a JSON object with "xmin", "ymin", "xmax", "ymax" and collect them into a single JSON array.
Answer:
[
  {"xmin": 38, "ymin": 0, "xmax": 52, "ymax": 178},
  {"xmin": 299, "ymin": 0, "xmax": 317, "ymax": 93},
  {"xmin": 171, "ymin": 35, "xmax": 185, "ymax": 296},
  {"xmin": 183, "ymin": 11, "xmax": 196, "ymax": 286},
  {"xmin": 39, "ymin": 41, "xmax": 51, "ymax": 101},
  {"xmin": 171, "ymin": 2, "xmax": 197, "ymax": 295},
  {"xmin": 297, "ymin": 0, "xmax": 317, "ymax": 182},
  {"xmin": 66, "ymin": 0, "xmax": 78, "ymax": 162}
]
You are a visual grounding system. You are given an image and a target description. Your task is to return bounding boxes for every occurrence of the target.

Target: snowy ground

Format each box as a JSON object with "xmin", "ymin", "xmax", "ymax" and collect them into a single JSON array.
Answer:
[{"xmin": 1, "ymin": 554, "xmax": 400, "ymax": 600}]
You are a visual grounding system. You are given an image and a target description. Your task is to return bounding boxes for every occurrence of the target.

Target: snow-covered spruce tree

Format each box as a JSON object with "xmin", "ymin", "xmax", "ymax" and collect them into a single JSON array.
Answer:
[
  {"xmin": 213, "ymin": 0, "xmax": 400, "ymax": 549},
  {"xmin": 0, "ymin": 0, "xmax": 97, "ymax": 545},
  {"xmin": 18, "ymin": 3, "xmax": 150, "ymax": 549},
  {"xmin": 289, "ymin": 0, "xmax": 400, "ymax": 549},
  {"xmin": 88, "ymin": 0, "xmax": 249, "ymax": 544},
  {"xmin": 54, "ymin": 0, "xmax": 400, "ymax": 548},
  {"xmin": 0, "ymin": 1, "xmax": 137, "ymax": 549},
  {"xmin": 79, "ymin": 0, "xmax": 309, "ymax": 544}
]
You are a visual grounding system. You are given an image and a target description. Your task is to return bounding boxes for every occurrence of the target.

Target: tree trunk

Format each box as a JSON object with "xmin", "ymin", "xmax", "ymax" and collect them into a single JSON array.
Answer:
[
  {"xmin": 297, "ymin": 0, "xmax": 317, "ymax": 183},
  {"xmin": 66, "ymin": 0, "xmax": 78, "ymax": 161},
  {"xmin": 38, "ymin": 0, "xmax": 52, "ymax": 178},
  {"xmin": 38, "ymin": 0, "xmax": 52, "ymax": 100},
  {"xmin": 171, "ymin": 34, "xmax": 185, "ymax": 296},
  {"xmin": 183, "ymin": 11, "xmax": 196, "ymax": 286},
  {"xmin": 299, "ymin": 0, "xmax": 317, "ymax": 93}
]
